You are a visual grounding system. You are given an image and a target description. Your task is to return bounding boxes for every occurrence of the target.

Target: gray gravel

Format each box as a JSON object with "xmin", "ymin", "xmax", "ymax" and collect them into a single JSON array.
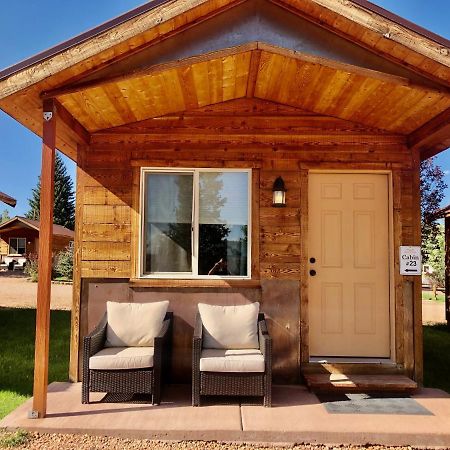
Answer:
[{"xmin": 0, "ymin": 431, "xmax": 426, "ymax": 450}]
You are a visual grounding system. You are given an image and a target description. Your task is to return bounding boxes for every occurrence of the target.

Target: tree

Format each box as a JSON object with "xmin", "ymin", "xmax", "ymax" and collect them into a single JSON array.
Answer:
[
  {"xmin": 420, "ymin": 157, "xmax": 447, "ymax": 263},
  {"xmin": 0, "ymin": 209, "xmax": 10, "ymax": 223},
  {"xmin": 26, "ymin": 152, "xmax": 75, "ymax": 230},
  {"xmin": 423, "ymin": 224, "xmax": 445, "ymax": 299}
]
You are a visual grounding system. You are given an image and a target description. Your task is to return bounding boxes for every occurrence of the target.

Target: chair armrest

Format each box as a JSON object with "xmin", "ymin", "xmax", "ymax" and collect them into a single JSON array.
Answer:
[
  {"xmin": 153, "ymin": 313, "xmax": 173, "ymax": 382},
  {"xmin": 193, "ymin": 313, "xmax": 203, "ymax": 340},
  {"xmin": 192, "ymin": 313, "xmax": 203, "ymax": 362},
  {"xmin": 83, "ymin": 314, "xmax": 107, "ymax": 358},
  {"xmin": 258, "ymin": 315, "xmax": 272, "ymax": 361},
  {"xmin": 154, "ymin": 315, "xmax": 172, "ymax": 350},
  {"xmin": 155, "ymin": 318, "xmax": 171, "ymax": 339}
]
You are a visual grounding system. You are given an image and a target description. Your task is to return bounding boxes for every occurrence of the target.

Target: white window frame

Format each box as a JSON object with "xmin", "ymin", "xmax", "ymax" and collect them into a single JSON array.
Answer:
[
  {"xmin": 9, "ymin": 237, "xmax": 26, "ymax": 255},
  {"xmin": 139, "ymin": 167, "xmax": 252, "ymax": 279}
]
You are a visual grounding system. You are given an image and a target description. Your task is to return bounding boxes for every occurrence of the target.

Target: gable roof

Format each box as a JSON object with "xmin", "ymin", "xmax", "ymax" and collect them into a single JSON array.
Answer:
[
  {"xmin": 0, "ymin": 216, "xmax": 74, "ymax": 238},
  {"xmin": 0, "ymin": 0, "xmax": 449, "ymax": 161},
  {"xmin": 0, "ymin": 192, "xmax": 16, "ymax": 207},
  {"xmin": 0, "ymin": 0, "xmax": 448, "ymax": 87}
]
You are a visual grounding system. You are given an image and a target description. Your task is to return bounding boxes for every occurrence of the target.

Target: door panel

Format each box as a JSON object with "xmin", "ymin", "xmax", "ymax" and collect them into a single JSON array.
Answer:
[{"xmin": 309, "ymin": 173, "xmax": 390, "ymax": 358}]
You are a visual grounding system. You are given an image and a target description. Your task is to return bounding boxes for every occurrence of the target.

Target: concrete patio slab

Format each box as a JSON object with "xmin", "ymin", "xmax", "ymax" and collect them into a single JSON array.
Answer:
[
  {"xmin": 2, "ymin": 383, "xmax": 450, "ymax": 447},
  {"xmin": 0, "ymin": 383, "xmax": 243, "ymax": 441},
  {"xmin": 241, "ymin": 386, "xmax": 450, "ymax": 447}
]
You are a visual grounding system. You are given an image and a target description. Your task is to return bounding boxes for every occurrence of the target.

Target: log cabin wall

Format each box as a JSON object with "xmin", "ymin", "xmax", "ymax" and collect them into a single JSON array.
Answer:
[
  {"xmin": 74, "ymin": 98, "xmax": 417, "ymax": 383},
  {"xmin": 0, "ymin": 229, "xmax": 72, "ymax": 256},
  {"xmin": 0, "ymin": 229, "xmax": 38, "ymax": 255},
  {"xmin": 0, "ymin": 238, "xmax": 8, "ymax": 256}
]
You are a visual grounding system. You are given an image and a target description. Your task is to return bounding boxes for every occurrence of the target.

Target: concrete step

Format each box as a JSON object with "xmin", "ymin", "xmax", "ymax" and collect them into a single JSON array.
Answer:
[{"xmin": 304, "ymin": 373, "xmax": 418, "ymax": 393}]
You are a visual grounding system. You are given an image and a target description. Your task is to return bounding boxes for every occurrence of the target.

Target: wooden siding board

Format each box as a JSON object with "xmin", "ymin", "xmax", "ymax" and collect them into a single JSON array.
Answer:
[
  {"xmin": 299, "ymin": 168, "xmax": 309, "ymax": 364},
  {"xmin": 69, "ymin": 146, "xmax": 86, "ymax": 382},
  {"xmin": 82, "ymin": 205, "xmax": 131, "ymax": 224}
]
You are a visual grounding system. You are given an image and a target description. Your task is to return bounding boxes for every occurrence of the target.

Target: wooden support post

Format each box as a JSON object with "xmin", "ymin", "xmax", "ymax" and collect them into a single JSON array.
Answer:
[
  {"xmin": 31, "ymin": 99, "xmax": 56, "ymax": 418},
  {"xmin": 69, "ymin": 146, "xmax": 85, "ymax": 382},
  {"xmin": 412, "ymin": 149, "xmax": 423, "ymax": 385},
  {"xmin": 446, "ymin": 216, "xmax": 450, "ymax": 330}
]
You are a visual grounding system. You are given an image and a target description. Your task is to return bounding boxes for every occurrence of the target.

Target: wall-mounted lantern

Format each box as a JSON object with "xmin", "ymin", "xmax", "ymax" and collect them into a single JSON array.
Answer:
[{"xmin": 272, "ymin": 176, "xmax": 287, "ymax": 207}]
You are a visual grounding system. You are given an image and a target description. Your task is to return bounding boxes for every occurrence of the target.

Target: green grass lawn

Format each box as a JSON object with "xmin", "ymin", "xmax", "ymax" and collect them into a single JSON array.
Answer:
[
  {"xmin": 423, "ymin": 323, "xmax": 450, "ymax": 393},
  {"xmin": 422, "ymin": 291, "xmax": 445, "ymax": 302},
  {"xmin": 0, "ymin": 308, "xmax": 70, "ymax": 419},
  {"xmin": 422, "ymin": 290, "xmax": 445, "ymax": 302}
]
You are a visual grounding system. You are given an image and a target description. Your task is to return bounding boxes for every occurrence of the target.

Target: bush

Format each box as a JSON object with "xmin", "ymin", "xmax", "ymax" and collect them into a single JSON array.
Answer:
[
  {"xmin": 24, "ymin": 253, "xmax": 39, "ymax": 282},
  {"xmin": 0, "ymin": 429, "xmax": 29, "ymax": 448},
  {"xmin": 54, "ymin": 246, "xmax": 74, "ymax": 280},
  {"xmin": 24, "ymin": 247, "xmax": 73, "ymax": 282}
]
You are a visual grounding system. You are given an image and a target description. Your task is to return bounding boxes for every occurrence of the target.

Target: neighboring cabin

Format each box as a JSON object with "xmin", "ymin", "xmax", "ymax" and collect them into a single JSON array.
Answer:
[{"xmin": 0, "ymin": 216, "xmax": 74, "ymax": 268}]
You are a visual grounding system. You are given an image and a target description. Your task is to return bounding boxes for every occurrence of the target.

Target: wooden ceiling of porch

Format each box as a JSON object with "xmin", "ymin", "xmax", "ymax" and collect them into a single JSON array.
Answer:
[{"xmin": 50, "ymin": 43, "xmax": 450, "ymax": 136}]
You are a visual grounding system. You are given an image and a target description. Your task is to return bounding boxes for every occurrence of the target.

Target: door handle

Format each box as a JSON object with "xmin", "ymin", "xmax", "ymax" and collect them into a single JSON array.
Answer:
[{"xmin": 309, "ymin": 269, "xmax": 317, "ymax": 276}]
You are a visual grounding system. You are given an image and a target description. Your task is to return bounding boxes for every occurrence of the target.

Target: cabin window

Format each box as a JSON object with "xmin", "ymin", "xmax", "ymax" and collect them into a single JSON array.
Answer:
[
  {"xmin": 9, "ymin": 237, "xmax": 26, "ymax": 255},
  {"xmin": 141, "ymin": 169, "xmax": 251, "ymax": 278}
]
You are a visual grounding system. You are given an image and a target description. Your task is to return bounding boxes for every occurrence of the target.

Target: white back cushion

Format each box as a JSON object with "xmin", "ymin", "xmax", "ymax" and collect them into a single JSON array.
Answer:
[
  {"xmin": 198, "ymin": 302, "xmax": 260, "ymax": 349},
  {"xmin": 105, "ymin": 301, "xmax": 169, "ymax": 347}
]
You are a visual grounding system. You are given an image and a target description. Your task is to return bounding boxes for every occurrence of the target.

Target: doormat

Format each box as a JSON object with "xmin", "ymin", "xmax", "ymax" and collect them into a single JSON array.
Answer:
[{"xmin": 317, "ymin": 393, "xmax": 433, "ymax": 415}]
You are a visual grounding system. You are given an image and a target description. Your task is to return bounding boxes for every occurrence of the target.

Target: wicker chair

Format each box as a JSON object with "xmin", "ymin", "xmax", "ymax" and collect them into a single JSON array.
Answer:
[
  {"xmin": 82, "ymin": 311, "xmax": 172, "ymax": 405},
  {"xmin": 192, "ymin": 311, "xmax": 272, "ymax": 407}
]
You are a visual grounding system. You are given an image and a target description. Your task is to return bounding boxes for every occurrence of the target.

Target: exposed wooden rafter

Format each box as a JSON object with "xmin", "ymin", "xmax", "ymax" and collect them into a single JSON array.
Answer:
[
  {"xmin": 0, "ymin": 191, "xmax": 16, "ymax": 207},
  {"xmin": 408, "ymin": 108, "xmax": 450, "ymax": 160},
  {"xmin": 54, "ymin": 100, "xmax": 90, "ymax": 145}
]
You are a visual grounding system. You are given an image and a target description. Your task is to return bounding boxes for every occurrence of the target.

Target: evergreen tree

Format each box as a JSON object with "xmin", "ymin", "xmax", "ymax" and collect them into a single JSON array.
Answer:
[
  {"xmin": 420, "ymin": 157, "xmax": 447, "ymax": 263},
  {"xmin": 26, "ymin": 152, "xmax": 75, "ymax": 230},
  {"xmin": 0, "ymin": 209, "xmax": 10, "ymax": 223}
]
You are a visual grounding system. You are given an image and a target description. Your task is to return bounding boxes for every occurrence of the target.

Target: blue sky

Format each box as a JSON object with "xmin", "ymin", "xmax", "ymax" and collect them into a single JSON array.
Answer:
[{"xmin": 0, "ymin": 1, "xmax": 449, "ymax": 217}]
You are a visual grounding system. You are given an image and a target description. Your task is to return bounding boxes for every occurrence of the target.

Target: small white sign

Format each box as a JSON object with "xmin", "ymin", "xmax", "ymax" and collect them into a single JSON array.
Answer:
[{"xmin": 400, "ymin": 246, "xmax": 422, "ymax": 276}]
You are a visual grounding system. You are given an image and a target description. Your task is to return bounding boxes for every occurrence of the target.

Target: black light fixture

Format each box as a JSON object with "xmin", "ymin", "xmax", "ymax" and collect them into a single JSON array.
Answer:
[{"xmin": 272, "ymin": 176, "xmax": 287, "ymax": 207}]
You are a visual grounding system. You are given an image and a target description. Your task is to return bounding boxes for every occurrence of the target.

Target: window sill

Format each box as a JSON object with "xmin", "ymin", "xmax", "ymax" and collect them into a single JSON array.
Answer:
[{"xmin": 129, "ymin": 278, "xmax": 261, "ymax": 288}]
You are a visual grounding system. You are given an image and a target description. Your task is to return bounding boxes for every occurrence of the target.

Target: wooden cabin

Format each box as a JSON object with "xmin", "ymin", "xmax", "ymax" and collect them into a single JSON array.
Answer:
[
  {"xmin": 0, "ymin": 0, "xmax": 449, "ymax": 417},
  {"xmin": 0, "ymin": 216, "xmax": 74, "ymax": 267}
]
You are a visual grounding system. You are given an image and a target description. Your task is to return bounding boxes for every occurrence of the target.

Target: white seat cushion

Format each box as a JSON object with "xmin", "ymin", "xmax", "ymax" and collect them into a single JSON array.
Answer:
[
  {"xmin": 200, "ymin": 349, "xmax": 265, "ymax": 373},
  {"xmin": 198, "ymin": 302, "xmax": 260, "ymax": 349},
  {"xmin": 105, "ymin": 300, "xmax": 169, "ymax": 347},
  {"xmin": 89, "ymin": 347, "xmax": 154, "ymax": 370}
]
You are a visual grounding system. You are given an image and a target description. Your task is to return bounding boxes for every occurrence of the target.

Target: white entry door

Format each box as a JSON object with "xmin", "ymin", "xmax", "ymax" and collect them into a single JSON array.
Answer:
[{"xmin": 308, "ymin": 173, "xmax": 391, "ymax": 358}]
